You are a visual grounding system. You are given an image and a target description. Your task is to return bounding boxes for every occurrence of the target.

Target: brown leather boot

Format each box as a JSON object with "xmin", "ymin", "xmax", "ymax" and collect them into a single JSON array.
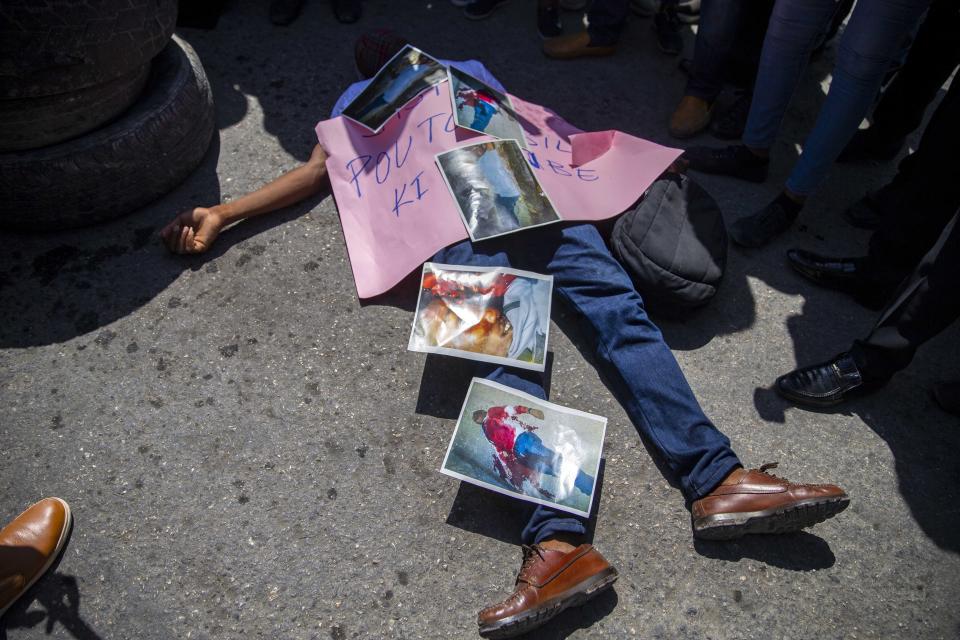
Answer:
[
  {"xmin": 477, "ymin": 542, "xmax": 618, "ymax": 638},
  {"xmin": 669, "ymin": 95, "xmax": 712, "ymax": 139},
  {"xmin": 691, "ymin": 463, "xmax": 849, "ymax": 540},
  {"xmin": 0, "ymin": 498, "xmax": 72, "ymax": 617},
  {"xmin": 543, "ymin": 31, "xmax": 616, "ymax": 59}
]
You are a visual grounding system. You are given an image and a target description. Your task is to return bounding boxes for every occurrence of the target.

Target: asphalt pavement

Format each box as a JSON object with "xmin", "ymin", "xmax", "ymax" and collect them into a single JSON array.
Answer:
[{"xmin": 2, "ymin": 2, "xmax": 958, "ymax": 639}]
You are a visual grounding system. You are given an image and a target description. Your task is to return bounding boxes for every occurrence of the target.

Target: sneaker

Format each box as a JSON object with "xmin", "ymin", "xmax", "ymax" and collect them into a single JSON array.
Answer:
[
  {"xmin": 478, "ymin": 542, "xmax": 618, "ymax": 638},
  {"xmin": 537, "ymin": 3, "xmax": 563, "ymax": 38},
  {"xmin": 729, "ymin": 193, "xmax": 802, "ymax": 247},
  {"xmin": 653, "ymin": 4, "xmax": 683, "ymax": 55},
  {"xmin": 710, "ymin": 91, "xmax": 751, "ymax": 140},
  {"xmin": 682, "ymin": 144, "xmax": 768, "ymax": 182},
  {"xmin": 465, "ymin": 0, "xmax": 511, "ymax": 20},
  {"xmin": 691, "ymin": 463, "xmax": 849, "ymax": 539}
]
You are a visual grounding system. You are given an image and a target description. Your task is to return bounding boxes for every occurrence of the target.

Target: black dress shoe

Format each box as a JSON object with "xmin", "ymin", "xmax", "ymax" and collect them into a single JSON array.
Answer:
[
  {"xmin": 786, "ymin": 249, "xmax": 896, "ymax": 310},
  {"xmin": 776, "ymin": 353, "xmax": 876, "ymax": 407},
  {"xmin": 787, "ymin": 249, "xmax": 865, "ymax": 289},
  {"xmin": 682, "ymin": 144, "xmax": 768, "ymax": 183}
]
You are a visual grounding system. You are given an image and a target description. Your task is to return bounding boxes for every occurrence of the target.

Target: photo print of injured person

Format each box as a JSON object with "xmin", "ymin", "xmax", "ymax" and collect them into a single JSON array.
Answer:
[
  {"xmin": 436, "ymin": 140, "xmax": 562, "ymax": 242},
  {"xmin": 448, "ymin": 66, "xmax": 527, "ymax": 147},
  {"xmin": 407, "ymin": 263, "xmax": 552, "ymax": 372},
  {"xmin": 341, "ymin": 44, "xmax": 447, "ymax": 133},
  {"xmin": 441, "ymin": 378, "xmax": 607, "ymax": 518}
]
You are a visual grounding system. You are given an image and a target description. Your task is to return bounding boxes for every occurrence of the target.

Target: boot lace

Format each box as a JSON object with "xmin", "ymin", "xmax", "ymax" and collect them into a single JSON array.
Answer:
[{"xmin": 516, "ymin": 544, "xmax": 546, "ymax": 584}]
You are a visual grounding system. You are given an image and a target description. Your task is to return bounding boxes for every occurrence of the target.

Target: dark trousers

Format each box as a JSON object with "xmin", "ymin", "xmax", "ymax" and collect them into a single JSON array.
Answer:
[
  {"xmin": 852, "ymin": 211, "xmax": 960, "ymax": 381},
  {"xmin": 868, "ymin": 0, "xmax": 960, "ymax": 145},
  {"xmin": 685, "ymin": 0, "xmax": 774, "ymax": 102},
  {"xmin": 868, "ymin": 76, "xmax": 960, "ymax": 274},
  {"xmin": 432, "ymin": 223, "xmax": 741, "ymax": 545},
  {"xmin": 586, "ymin": 0, "xmax": 679, "ymax": 46}
]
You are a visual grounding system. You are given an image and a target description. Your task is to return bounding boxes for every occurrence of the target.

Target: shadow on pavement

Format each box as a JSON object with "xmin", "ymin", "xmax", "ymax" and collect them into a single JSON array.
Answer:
[
  {"xmin": 693, "ymin": 530, "xmax": 836, "ymax": 570},
  {"xmin": 0, "ymin": 574, "xmax": 102, "ymax": 640},
  {"xmin": 0, "ymin": 136, "xmax": 222, "ymax": 349},
  {"xmin": 0, "ymin": 522, "xmax": 101, "ymax": 640},
  {"xmin": 755, "ymin": 384, "xmax": 960, "ymax": 554}
]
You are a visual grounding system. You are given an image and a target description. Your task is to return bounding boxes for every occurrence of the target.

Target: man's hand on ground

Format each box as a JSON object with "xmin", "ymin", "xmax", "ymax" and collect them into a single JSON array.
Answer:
[{"xmin": 160, "ymin": 207, "xmax": 225, "ymax": 254}]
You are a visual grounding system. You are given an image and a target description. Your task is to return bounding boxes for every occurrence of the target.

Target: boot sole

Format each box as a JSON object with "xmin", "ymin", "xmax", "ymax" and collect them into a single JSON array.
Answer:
[
  {"xmin": 0, "ymin": 498, "xmax": 73, "ymax": 618},
  {"xmin": 692, "ymin": 496, "xmax": 849, "ymax": 540},
  {"xmin": 478, "ymin": 566, "xmax": 619, "ymax": 639}
]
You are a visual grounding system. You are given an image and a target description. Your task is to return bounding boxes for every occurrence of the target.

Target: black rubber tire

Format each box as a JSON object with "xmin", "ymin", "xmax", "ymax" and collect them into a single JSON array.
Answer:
[
  {"xmin": 0, "ymin": 63, "xmax": 150, "ymax": 151},
  {"xmin": 0, "ymin": 0, "xmax": 178, "ymax": 99},
  {"xmin": 0, "ymin": 35, "xmax": 215, "ymax": 230}
]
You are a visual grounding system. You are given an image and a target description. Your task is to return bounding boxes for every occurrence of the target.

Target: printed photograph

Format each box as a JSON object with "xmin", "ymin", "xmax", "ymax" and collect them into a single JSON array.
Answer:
[
  {"xmin": 436, "ymin": 140, "xmax": 562, "ymax": 242},
  {"xmin": 341, "ymin": 45, "xmax": 447, "ymax": 133},
  {"xmin": 440, "ymin": 378, "xmax": 607, "ymax": 518},
  {"xmin": 407, "ymin": 263, "xmax": 552, "ymax": 372},
  {"xmin": 449, "ymin": 67, "xmax": 527, "ymax": 147}
]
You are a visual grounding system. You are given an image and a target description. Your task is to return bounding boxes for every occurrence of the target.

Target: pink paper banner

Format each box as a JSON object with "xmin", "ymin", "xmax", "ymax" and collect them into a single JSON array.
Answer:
[{"xmin": 315, "ymin": 82, "xmax": 681, "ymax": 299}]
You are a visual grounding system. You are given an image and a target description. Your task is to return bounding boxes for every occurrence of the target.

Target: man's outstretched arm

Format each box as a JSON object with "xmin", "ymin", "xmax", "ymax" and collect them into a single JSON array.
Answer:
[{"xmin": 161, "ymin": 143, "xmax": 330, "ymax": 254}]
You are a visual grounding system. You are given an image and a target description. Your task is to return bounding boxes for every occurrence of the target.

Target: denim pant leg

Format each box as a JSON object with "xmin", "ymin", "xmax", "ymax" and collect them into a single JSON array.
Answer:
[
  {"xmin": 538, "ymin": 225, "xmax": 741, "ymax": 500},
  {"xmin": 784, "ymin": 0, "xmax": 931, "ymax": 196},
  {"xmin": 741, "ymin": 0, "xmax": 840, "ymax": 150},
  {"xmin": 430, "ymin": 239, "xmax": 589, "ymax": 546},
  {"xmin": 587, "ymin": 0, "xmax": 630, "ymax": 46},
  {"xmin": 685, "ymin": 0, "xmax": 748, "ymax": 102}
]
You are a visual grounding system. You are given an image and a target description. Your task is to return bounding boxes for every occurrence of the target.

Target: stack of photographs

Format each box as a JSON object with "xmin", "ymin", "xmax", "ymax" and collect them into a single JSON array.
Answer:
[
  {"xmin": 436, "ymin": 140, "xmax": 562, "ymax": 242},
  {"xmin": 440, "ymin": 378, "xmax": 607, "ymax": 518},
  {"xmin": 408, "ymin": 263, "xmax": 552, "ymax": 372},
  {"xmin": 341, "ymin": 45, "xmax": 447, "ymax": 133}
]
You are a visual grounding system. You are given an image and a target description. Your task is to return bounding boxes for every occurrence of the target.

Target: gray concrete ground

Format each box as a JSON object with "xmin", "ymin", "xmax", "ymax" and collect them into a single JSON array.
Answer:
[{"xmin": 2, "ymin": 2, "xmax": 959, "ymax": 639}]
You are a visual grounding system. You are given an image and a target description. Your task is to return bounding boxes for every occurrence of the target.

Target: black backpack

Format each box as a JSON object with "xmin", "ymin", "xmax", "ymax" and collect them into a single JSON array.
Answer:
[{"xmin": 610, "ymin": 172, "xmax": 727, "ymax": 316}]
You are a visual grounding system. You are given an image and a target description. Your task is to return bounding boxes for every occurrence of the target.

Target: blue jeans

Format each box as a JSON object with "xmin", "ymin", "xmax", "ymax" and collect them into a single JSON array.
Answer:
[
  {"xmin": 742, "ymin": 0, "xmax": 930, "ymax": 196},
  {"xmin": 685, "ymin": 0, "xmax": 773, "ymax": 101},
  {"xmin": 513, "ymin": 431, "xmax": 595, "ymax": 496},
  {"xmin": 431, "ymin": 223, "xmax": 741, "ymax": 545}
]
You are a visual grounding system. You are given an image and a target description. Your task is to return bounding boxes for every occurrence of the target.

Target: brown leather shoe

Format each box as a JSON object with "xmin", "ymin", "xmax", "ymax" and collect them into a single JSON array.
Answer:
[
  {"xmin": 477, "ymin": 543, "xmax": 618, "ymax": 638},
  {"xmin": 691, "ymin": 463, "xmax": 849, "ymax": 540},
  {"xmin": 0, "ymin": 498, "xmax": 72, "ymax": 617},
  {"xmin": 543, "ymin": 31, "xmax": 616, "ymax": 59},
  {"xmin": 669, "ymin": 95, "xmax": 713, "ymax": 139}
]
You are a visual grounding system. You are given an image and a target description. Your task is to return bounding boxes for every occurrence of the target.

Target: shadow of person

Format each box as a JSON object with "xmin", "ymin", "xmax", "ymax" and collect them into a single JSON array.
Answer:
[
  {"xmin": 1, "ymin": 523, "xmax": 102, "ymax": 640},
  {"xmin": 693, "ymin": 530, "xmax": 836, "ymax": 570},
  {"xmin": 754, "ymin": 382, "xmax": 960, "ymax": 554},
  {"xmin": 0, "ymin": 573, "xmax": 103, "ymax": 640}
]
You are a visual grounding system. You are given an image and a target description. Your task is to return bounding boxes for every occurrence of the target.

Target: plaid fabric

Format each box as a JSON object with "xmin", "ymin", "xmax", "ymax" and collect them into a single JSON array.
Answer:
[{"xmin": 354, "ymin": 29, "xmax": 409, "ymax": 79}]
